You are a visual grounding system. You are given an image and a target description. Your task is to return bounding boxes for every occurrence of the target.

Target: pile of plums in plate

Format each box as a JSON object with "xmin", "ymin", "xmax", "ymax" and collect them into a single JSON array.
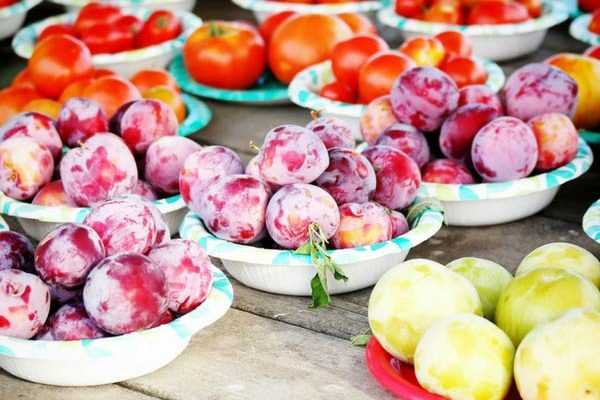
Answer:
[
  {"xmin": 0, "ymin": 196, "xmax": 214, "ymax": 340},
  {"xmin": 0, "ymin": 94, "xmax": 200, "ymax": 207},
  {"xmin": 360, "ymin": 62, "xmax": 580, "ymax": 185}
]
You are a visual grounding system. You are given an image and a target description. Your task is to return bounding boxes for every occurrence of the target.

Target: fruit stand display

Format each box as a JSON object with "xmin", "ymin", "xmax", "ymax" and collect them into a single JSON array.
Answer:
[{"xmin": 0, "ymin": 0, "xmax": 599, "ymax": 398}]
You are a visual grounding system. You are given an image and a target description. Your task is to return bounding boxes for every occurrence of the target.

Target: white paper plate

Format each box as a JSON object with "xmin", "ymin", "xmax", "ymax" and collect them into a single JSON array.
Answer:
[
  {"xmin": 0, "ymin": 0, "xmax": 41, "ymax": 40},
  {"xmin": 583, "ymin": 199, "xmax": 600, "ymax": 244},
  {"xmin": 48, "ymin": 0, "xmax": 196, "ymax": 13},
  {"xmin": 570, "ymin": 13, "xmax": 600, "ymax": 45}
]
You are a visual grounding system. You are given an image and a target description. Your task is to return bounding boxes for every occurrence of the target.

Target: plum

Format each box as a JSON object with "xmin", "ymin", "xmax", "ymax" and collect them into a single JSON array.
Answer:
[
  {"xmin": 131, "ymin": 180, "xmax": 158, "ymax": 201},
  {"xmin": 35, "ymin": 223, "xmax": 105, "ymax": 288},
  {"xmin": 145, "ymin": 136, "xmax": 202, "ymax": 194},
  {"xmin": 265, "ymin": 183, "xmax": 340, "ymax": 249},
  {"xmin": 0, "ymin": 136, "xmax": 54, "ymax": 200},
  {"xmin": 32, "ymin": 180, "xmax": 78, "ymax": 206},
  {"xmin": 439, "ymin": 104, "xmax": 500, "ymax": 160},
  {"xmin": 422, "ymin": 159, "xmax": 476, "ymax": 184},
  {"xmin": 257, "ymin": 124, "xmax": 329, "ymax": 186},
  {"xmin": 458, "ymin": 84, "xmax": 504, "ymax": 115},
  {"xmin": 198, "ymin": 174, "xmax": 270, "ymax": 244},
  {"xmin": 0, "ymin": 112, "xmax": 62, "ymax": 159},
  {"xmin": 153, "ymin": 310, "xmax": 175, "ymax": 327},
  {"xmin": 245, "ymin": 155, "xmax": 279, "ymax": 192},
  {"xmin": 83, "ymin": 253, "xmax": 168, "ymax": 335},
  {"xmin": 471, "ymin": 117, "xmax": 538, "ymax": 182},
  {"xmin": 390, "ymin": 67, "xmax": 459, "ymax": 132},
  {"xmin": 0, "ymin": 231, "xmax": 34, "ymax": 271},
  {"xmin": 179, "ymin": 146, "xmax": 244, "ymax": 206},
  {"xmin": 147, "ymin": 239, "xmax": 214, "ymax": 313},
  {"xmin": 56, "ymin": 97, "xmax": 108, "ymax": 147},
  {"xmin": 332, "ymin": 202, "xmax": 393, "ymax": 249},
  {"xmin": 0, "ymin": 269, "xmax": 50, "ymax": 339},
  {"xmin": 375, "ymin": 123, "xmax": 430, "ymax": 167},
  {"xmin": 363, "ymin": 145, "xmax": 421, "ymax": 210},
  {"xmin": 305, "ymin": 116, "xmax": 355, "ymax": 149},
  {"xmin": 314, "ymin": 148, "xmax": 376, "ymax": 205},
  {"xmin": 112, "ymin": 99, "xmax": 178, "ymax": 155},
  {"xmin": 503, "ymin": 63, "xmax": 578, "ymax": 122},
  {"xmin": 38, "ymin": 303, "xmax": 105, "ymax": 341},
  {"xmin": 528, "ymin": 113, "xmax": 578, "ymax": 171},
  {"xmin": 60, "ymin": 133, "xmax": 138, "ymax": 206},
  {"xmin": 389, "ymin": 210, "xmax": 409, "ymax": 237},
  {"xmin": 360, "ymin": 95, "xmax": 397, "ymax": 145},
  {"xmin": 83, "ymin": 198, "xmax": 157, "ymax": 255}
]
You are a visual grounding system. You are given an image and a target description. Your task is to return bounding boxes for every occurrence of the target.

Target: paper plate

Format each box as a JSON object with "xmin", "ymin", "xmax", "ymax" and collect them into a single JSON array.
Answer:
[
  {"xmin": 580, "ymin": 130, "xmax": 600, "ymax": 145},
  {"xmin": 570, "ymin": 13, "xmax": 600, "ymax": 45},
  {"xmin": 583, "ymin": 199, "xmax": 600, "ymax": 244},
  {"xmin": 417, "ymin": 138, "xmax": 593, "ymax": 226},
  {"xmin": 288, "ymin": 58, "xmax": 505, "ymax": 140},
  {"xmin": 0, "ymin": 266, "xmax": 233, "ymax": 386},
  {"xmin": 179, "ymin": 200, "xmax": 443, "ymax": 296},
  {"xmin": 0, "ymin": 0, "xmax": 41, "ymax": 40},
  {"xmin": 231, "ymin": 0, "xmax": 383, "ymax": 23},
  {"xmin": 377, "ymin": 1, "xmax": 569, "ymax": 61},
  {"xmin": 0, "ymin": 214, "xmax": 8, "ymax": 231},
  {"xmin": 179, "ymin": 93, "xmax": 212, "ymax": 137},
  {"xmin": 12, "ymin": 10, "xmax": 202, "ymax": 78},
  {"xmin": 170, "ymin": 55, "xmax": 290, "ymax": 105},
  {"xmin": 48, "ymin": 0, "xmax": 196, "ymax": 12}
]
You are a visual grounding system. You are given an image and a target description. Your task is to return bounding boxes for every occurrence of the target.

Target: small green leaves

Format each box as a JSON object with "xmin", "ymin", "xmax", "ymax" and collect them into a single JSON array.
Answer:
[{"xmin": 351, "ymin": 329, "xmax": 372, "ymax": 347}]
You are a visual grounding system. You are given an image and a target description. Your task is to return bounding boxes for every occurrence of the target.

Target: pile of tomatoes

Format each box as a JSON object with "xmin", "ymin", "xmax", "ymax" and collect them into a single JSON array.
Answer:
[
  {"xmin": 38, "ymin": 2, "xmax": 182, "ymax": 55},
  {"xmin": 1, "ymin": 34, "xmax": 185, "ymax": 124},
  {"xmin": 267, "ymin": 0, "xmax": 366, "ymax": 3},
  {"xmin": 324, "ymin": 30, "xmax": 486, "ymax": 104},
  {"xmin": 395, "ymin": 0, "xmax": 542, "ymax": 25},
  {"xmin": 183, "ymin": 11, "xmax": 374, "ymax": 89}
]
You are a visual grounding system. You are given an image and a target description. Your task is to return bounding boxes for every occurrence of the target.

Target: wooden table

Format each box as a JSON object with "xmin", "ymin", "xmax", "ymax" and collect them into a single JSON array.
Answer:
[{"xmin": 1, "ymin": 1, "xmax": 599, "ymax": 399}]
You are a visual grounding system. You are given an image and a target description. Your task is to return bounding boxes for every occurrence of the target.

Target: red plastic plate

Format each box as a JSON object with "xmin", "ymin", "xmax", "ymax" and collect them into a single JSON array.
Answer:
[{"xmin": 365, "ymin": 337, "xmax": 522, "ymax": 400}]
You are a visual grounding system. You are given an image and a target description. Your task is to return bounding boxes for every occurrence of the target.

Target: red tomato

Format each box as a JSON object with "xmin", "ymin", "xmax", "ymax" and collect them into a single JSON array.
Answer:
[
  {"xmin": 0, "ymin": 0, "xmax": 18, "ymax": 7},
  {"xmin": 0, "ymin": 87, "xmax": 41, "ymax": 124},
  {"xmin": 584, "ymin": 45, "xmax": 600, "ymax": 60},
  {"xmin": 184, "ymin": 21, "xmax": 266, "ymax": 90},
  {"xmin": 80, "ymin": 22, "xmax": 136, "ymax": 54},
  {"xmin": 11, "ymin": 68, "xmax": 36, "ymax": 89},
  {"xmin": 440, "ymin": 56, "xmax": 487, "ymax": 88},
  {"xmin": 28, "ymin": 34, "xmax": 93, "ymax": 99},
  {"xmin": 269, "ymin": 14, "xmax": 353, "ymax": 84},
  {"xmin": 338, "ymin": 13, "xmax": 377, "ymax": 35},
  {"xmin": 580, "ymin": 0, "xmax": 600, "ymax": 12},
  {"xmin": 116, "ymin": 14, "xmax": 143, "ymax": 37},
  {"xmin": 130, "ymin": 68, "xmax": 179, "ymax": 93},
  {"xmin": 320, "ymin": 81, "xmax": 356, "ymax": 103},
  {"xmin": 517, "ymin": 0, "xmax": 542, "ymax": 18},
  {"xmin": 331, "ymin": 35, "xmax": 389, "ymax": 92},
  {"xmin": 395, "ymin": 0, "xmax": 427, "ymax": 18},
  {"xmin": 423, "ymin": 0, "xmax": 464, "ymax": 24},
  {"xmin": 38, "ymin": 23, "xmax": 78, "ymax": 42},
  {"xmin": 259, "ymin": 11, "xmax": 297, "ymax": 44},
  {"xmin": 399, "ymin": 36, "xmax": 446, "ymax": 67},
  {"xmin": 590, "ymin": 9, "xmax": 600, "ymax": 34},
  {"xmin": 358, "ymin": 51, "xmax": 416, "ymax": 103},
  {"xmin": 467, "ymin": 2, "xmax": 530, "ymax": 25},
  {"xmin": 59, "ymin": 78, "xmax": 93, "ymax": 103},
  {"xmin": 435, "ymin": 31, "xmax": 472, "ymax": 60},
  {"xmin": 74, "ymin": 2, "xmax": 122, "ymax": 34},
  {"xmin": 82, "ymin": 76, "xmax": 141, "ymax": 117},
  {"xmin": 92, "ymin": 68, "xmax": 118, "ymax": 78},
  {"xmin": 315, "ymin": 0, "xmax": 359, "ymax": 3},
  {"xmin": 136, "ymin": 10, "xmax": 182, "ymax": 48}
]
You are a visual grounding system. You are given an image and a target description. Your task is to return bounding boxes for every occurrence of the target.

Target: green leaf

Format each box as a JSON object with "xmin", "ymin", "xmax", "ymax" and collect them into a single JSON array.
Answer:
[
  {"xmin": 310, "ymin": 273, "xmax": 331, "ymax": 308},
  {"xmin": 295, "ymin": 242, "xmax": 312, "ymax": 255},
  {"xmin": 350, "ymin": 334, "xmax": 372, "ymax": 347}
]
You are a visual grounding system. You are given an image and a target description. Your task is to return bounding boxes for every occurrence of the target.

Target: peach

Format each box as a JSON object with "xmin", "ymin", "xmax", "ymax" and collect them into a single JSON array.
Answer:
[
  {"xmin": 332, "ymin": 202, "xmax": 393, "ymax": 249},
  {"xmin": 528, "ymin": 113, "xmax": 578, "ymax": 171}
]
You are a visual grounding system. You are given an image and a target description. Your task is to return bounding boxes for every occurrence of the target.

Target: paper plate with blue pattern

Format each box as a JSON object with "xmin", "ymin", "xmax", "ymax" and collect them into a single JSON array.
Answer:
[
  {"xmin": 48, "ymin": 0, "xmax": 196, "ymax": 12},
  {"xmin": 179, "ymin": 93, "xmax": 212, "ymax": 137},
  {"xmin": 570, "ymin": 13, "xmax": 600, "ymax": 45},
  {"xmin": 0, "ymin": 0, "xmax": 42, "ymax": 40},
  {"xmin": 170, "ymin": 55, "xmax": 290, "ymax": 105},
  {"xmin": 180, "ymin": 199, "xmax": 444, "ymax": 296},
  {"xmin": 12, "ymin": 9, "xmax": 202, "ymax": 77},
  {"xmin": 584, "ymin": 199, "xmax": 600, "ymax": 244},
  {"xmin": 0, "ymin": 265, "xmax": 233, "ymax": 386},
  {"xmin": 231, "ymin": 0, "xmax": 383, "ymax": 16}
]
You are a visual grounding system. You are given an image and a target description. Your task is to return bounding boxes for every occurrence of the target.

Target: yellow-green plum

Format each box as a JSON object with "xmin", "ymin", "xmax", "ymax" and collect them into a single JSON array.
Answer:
[
  {"xmin": 516, "ymin": 242, "xmax": 600, "ymax": 287},
  {"xmin": 415, "ymin": 314, "xmax": 514, "ymax": 400},
  {"xmin": 495, "ymin": 268, "xmax": 600, "ymax": 346},
  {"xmin": 515, "ymin": 309, "xmax": 600, "ymax": 400},
  {"xmin": 368, "ymin": 259, "xmax": 482, "ymax": 363},
  {"xmin": 447, "ymin": 257, "xmax": 513, "ymax": 320}
]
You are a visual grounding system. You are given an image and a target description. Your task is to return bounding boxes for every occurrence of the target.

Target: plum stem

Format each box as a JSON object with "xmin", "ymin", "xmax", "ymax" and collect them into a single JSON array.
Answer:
[
  {"xmin": 248, "ymin": 141, "xmax": 261, "ymax": 154},
  {"xmin": 310, "ymin": 110, "xmax": 321, "ymax": 120}
]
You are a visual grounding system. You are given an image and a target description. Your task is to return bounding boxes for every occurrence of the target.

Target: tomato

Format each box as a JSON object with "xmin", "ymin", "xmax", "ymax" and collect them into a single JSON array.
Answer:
[
  {"xmin": 131, "ymin": 69, "xmax": 179, "ymax": 94},
  {"xmin": 315, "ymin": 0, "xmax": 359, "ymax": 3},
  {"xmin": 59, "ymin": 78, "xmax": 93, "ymax": 103},
  {"xmin": 399, "ymin": 36, "xmax": 446, "ymax": 67},
  {"xmin": 0, "ymin": 0, "xmax": 18, "ymax": 7},
  {"xmin": 275, "ymin": 0, "xmax": 313, "ymax": 3},
  {"xmin": 590, "ymin": 9, "xmax": 600, "ymax": 34},
  {"xmin": 29, "ymin": 34, "xmax": 93, "ymax": 99},
  {"xmin": 116, "ymin": 14, "xmax": 143, "ymax": 37},
  {"xmin": 143, "ymin": 85, "xmax": 186, "ymax": 122},
  {"xmin": 435, "ymin": 31, "xmax": 472, "ymax": 60},
  {"xmin": 74, "ymin": 2, "xmax": 122, "ymax": 34},
  {"xmin": 38, "ymin": 23, "xmax": 78, "ymax": 42},
  {"xmin": 269, "ymin": 14, "xmax": 353, "ymax": 84},
  {"xmin": 11, "ymin": 68, "xmax": 36, "ymax": 89},
  {"xmin": 580, "ymin": 0, "xmax": 600, "ymax": 12},
  {"xmin": 0, "ymin": 87, "xmax": 41, "ymax": 124},
  {"xmin": 331, "ymin": 35, "xmax": 389, "ymax": 92},
  {"xmin": 358, "ymin": 51, "xmax": 416, "ymax": 103},
  {"xmin": 517, "ymin": 0, "xmax": 542, "ymax": 18},
  {"xmin": 320, "ymin": 81, "xmax": 356, "ymax": 103},
  {"xmin": 82, "ymin": 76, "xmax": 141, "ymax": 117},
  {"xmin": 92, "ymin": 68, "xmax": 117, "ymax": 78},
  {"xmin": 259, "ymin": 11, "xmax": 297, "ymax": 44},
  {"xmin": 338, "ymin": 13, "xmax": 377, "ymax": 35},
  {"xmin": 81, "ymin": 22, "xmax": 136, "ymax": 54},
  {"xmin": 423, "ymin": 0, "xmax": 464, "ymax": 24},
  {"xmin": 22, "ymin": 99, "xmax": 62, "ymax": 119},
  {"xmin": 440, "ymin": 56, "xmax": 487, "ymax": 88},
  {"xmin": 184, "ymin": 21, "xmax": 266, "ymax": 90},
  {"xmin": 467, "ymin": 2, "xmax": 530, "ymax": 25},
  {"xmin": 136, "ymin": 10, "xmax": 182, "ymax": 48},
  {"xmin": 584, "ymin": 45, "xmax": 600, "ymax": 60},
  {"xmin": 395, "ymin": 0, "xmax": 426, "ymax": 17}
]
